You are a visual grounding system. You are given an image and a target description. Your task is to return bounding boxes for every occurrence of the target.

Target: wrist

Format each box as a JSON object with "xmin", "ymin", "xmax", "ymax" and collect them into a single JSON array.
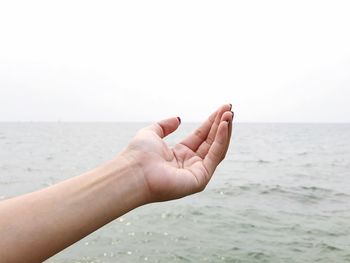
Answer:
[{"xmin": 112, "ymin": 151, "xmax": 151, "ymax": 206}]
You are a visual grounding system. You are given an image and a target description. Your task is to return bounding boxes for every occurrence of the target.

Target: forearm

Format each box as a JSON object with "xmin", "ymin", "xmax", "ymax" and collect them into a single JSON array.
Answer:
[
  {"xmin": 0, "ymin": 155, "xmax": 146, "ymax": 263},
  {"xmin": 0, "ymin": 104, "xmax": 233, "ymax": 263}
]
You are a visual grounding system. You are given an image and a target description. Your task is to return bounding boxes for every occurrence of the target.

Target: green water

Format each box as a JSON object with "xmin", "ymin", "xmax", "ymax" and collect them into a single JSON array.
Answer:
[{"xmin": 1, "ymin": 123, "xmax": 349, "ymax": 262}]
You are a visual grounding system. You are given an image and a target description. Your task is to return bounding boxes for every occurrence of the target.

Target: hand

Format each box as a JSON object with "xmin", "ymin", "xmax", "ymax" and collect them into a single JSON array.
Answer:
[
  {"xmin": 122, "ymin": 104, "xmax": 234, "ymax": 202},
  {"xmin": 0, "ymin": 104, "xmax": 233, "ymax": 262}
]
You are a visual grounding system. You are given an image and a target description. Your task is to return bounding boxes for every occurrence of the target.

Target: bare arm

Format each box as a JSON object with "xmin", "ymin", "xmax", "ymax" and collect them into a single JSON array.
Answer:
[{"xmin": 0, "ymin": 104, "xmax": 233, "ymax": 263}]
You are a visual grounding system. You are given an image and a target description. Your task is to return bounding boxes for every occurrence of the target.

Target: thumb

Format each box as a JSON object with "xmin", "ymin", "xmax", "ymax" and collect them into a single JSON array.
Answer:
[{"xmin": 148, "ymin": 117, "xmax": 181, "ymax": 138}]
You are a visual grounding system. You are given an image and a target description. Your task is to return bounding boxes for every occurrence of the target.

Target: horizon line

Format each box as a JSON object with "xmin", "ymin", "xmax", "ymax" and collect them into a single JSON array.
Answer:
[{"xmin": 0, "ymin": 121, "xmax": 349, "ymax": 124}]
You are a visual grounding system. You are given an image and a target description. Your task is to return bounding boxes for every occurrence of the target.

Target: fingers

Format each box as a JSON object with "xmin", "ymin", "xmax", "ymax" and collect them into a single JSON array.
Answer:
[
  {"xmin": 147, "ymin": 117, "xmax": 181, "ymax": 138},
  {"xmin": 203, "ymin": 119, "xmax": 231, "ymax": 178},
  {"xmin": 196, "ymin": 109, "xmax": 233, "ymax": 159},
  {"xmin": 222, "ymin": 111, "xmax": 233, "ymax": 160},
  {"xmin": 180, "ymin": 104, "xmax": 231, "ymax": 151}
]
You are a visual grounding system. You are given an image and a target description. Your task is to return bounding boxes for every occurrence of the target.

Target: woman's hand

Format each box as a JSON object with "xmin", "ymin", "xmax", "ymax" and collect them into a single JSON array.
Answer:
[
  {"xmin": 0, "ymin": 103, "xmax": 233, "ymax": 262},
  {"xmin": 122, "ymin": 104, "xmax": 233, "ymax": 202}
]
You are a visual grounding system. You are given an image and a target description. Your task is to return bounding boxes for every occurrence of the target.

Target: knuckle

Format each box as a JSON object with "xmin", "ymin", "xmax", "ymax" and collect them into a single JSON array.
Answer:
[
  {"xmin": 194, "ymin": 129, "xmax": 203, "ymax": 139},
  {"xmin": 206, "ymin": 137, "xmax": 214, "ymax": 145}
]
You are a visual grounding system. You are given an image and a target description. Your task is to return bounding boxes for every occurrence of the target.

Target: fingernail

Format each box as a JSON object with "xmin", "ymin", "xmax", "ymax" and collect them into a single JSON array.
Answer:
[
  {"xmin": 231, "ymin": 111, "xmax": 234, "ymax": 117},
  {"xmin": 229, "ymin": 103, "xmax": 232, "ymax": 110},
  {"xmin": 177, "ymin": 117, "xmax": 181, "ymax": 124}
]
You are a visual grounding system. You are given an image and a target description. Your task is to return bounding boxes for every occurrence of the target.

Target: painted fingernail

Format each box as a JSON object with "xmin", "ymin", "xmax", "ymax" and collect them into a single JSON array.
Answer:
[
  {"xmin": 177, "ymin": 117, "xmax": 181, "ymax": 124},
  {"xmin": 229, "ymin": 103, "xmax": 232, "ymax": 110},
  {"xmin": 231, "ymin": 111, "xmax": 234, "ymax": 117}
]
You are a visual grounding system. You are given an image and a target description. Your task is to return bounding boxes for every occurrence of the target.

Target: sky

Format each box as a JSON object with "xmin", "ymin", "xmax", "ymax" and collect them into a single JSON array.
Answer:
[{"xmin": 0, "ymin": 0, "xmax": 349, "ymax": 122}]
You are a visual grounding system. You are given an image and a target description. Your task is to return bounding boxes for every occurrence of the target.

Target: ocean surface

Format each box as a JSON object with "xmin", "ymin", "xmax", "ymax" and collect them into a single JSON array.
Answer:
[{"xmin": 1, "ymin": 123, "xmax": 350, "ymax": 263}]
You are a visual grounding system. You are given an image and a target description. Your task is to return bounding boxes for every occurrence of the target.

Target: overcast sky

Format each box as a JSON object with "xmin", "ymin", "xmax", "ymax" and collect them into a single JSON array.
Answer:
[{"xmin": 0, "ymin": 0, "xmax": 349, "ymax": 122}]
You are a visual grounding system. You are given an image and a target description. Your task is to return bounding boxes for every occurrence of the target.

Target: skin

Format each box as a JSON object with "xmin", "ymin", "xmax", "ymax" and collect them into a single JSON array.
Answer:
[{"xmin": 0, "ymin": 104, "xmax": 233, "ymax": 263}]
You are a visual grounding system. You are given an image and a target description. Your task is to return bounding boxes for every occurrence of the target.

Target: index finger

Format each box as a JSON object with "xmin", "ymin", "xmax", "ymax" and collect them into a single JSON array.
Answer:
[{"xmin": 179, "ymin": 104, "xmax": 231, "ymax": 152}]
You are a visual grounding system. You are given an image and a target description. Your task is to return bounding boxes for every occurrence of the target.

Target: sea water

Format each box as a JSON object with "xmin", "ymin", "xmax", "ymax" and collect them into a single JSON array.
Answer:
[{"xmin": 0, "ymin": 123, "xmax": 349, "ymax": 263}]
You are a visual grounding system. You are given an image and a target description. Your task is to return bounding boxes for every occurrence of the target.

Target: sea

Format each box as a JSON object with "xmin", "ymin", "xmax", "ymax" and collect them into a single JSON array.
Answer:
[{"xmin": 0, "ymin": 123, "xmax": 350, "ymax": 263}]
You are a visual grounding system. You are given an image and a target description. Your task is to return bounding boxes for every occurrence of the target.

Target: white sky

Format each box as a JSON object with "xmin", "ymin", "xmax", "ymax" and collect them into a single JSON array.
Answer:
[{"xmin": 0, "ymin": 0, "xmax": 349, "ymax": 122}]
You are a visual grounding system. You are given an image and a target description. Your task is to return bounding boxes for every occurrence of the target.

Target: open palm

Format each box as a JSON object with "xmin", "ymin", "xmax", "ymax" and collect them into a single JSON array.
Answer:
[{"xmin": 124, "ymin": 104, "xmax": 233, "ymax": 202}]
